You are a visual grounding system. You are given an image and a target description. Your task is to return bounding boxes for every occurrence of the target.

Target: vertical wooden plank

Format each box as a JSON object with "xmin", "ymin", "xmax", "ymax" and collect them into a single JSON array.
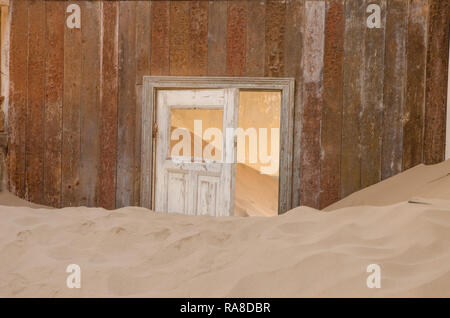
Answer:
[
  {"xmin": 207, "ymin": 0, "xmax": 227, "ymax": 76},
  {"xmin": 320, "ymin": 0, "xmax": 344, "ymax": 209},
  {"xmin": 245, "ymin": 0, "xmax": 265, "ymax": 77},
  {"xmin": 134, "ymin": 0, "xmax": 152, "ymax": 206},
  {"xmin": 169, "ymin": 0, "xmax": 189, "ymax": 76},
  {"xmin": 226, "ymin": 1, "xmax": 247, "ymax": 76},
  {"xmin": 79, "ymin": 1, "xmax": 101, "ymax": 207},
  {"xmin": 8, "ymin": 0, "xmax": 28, "ymax": 198},
  {"xmin": 382, "ymin": 0, "xmax": 407, "ymax": 179},
  {"xmin": 98, "ymin": 0, "xmax": 119, "ymax": 210},
  {"xmin": 62, "ymin": 0, "xmax": 82, "ymax": 207},
  {"xmin": 136, "ymin": 1, "xmax": 151, "ymax": 86},
  {"xmin": 44, "ymin": 0, "xmax": 64, "ymax": 207},
  {"xmin": 26, "ymin": 0, "xmax": 45, "ymax": 204},
  {"xmin": 189, "ymin": 1, "xmax": 208, "ymax": 76},
  {"xmin": 265, "ymin": 0, "xmax": 286, "ymax": 77},
  {"xmin": 403, "ymin": 0, "xmax": 428, "ymax": 170},
  {"xmin": 151, "ymin": 0, "xmax": 169, "ymax": 76},
  {"xmin": 360, "ymin": 0, "xmax": 386, "ymax": 189},
  {"xmin": 284, "ymin": 0, "xmax": 304, "ymax": 208},
  {"xmin": 341, "ymin": 0, "xmax": 364, "ymax": 198},
  {"xmin": 423, "ymin": 0, "xmax": 450, "ymax": 164},
  {"xmin": 116, "ymin": 1, "xmax": 137, "ymax": 207},
  {"xmin": 300, "ymin": 0, "xmax": 325, "ymax": 209}
]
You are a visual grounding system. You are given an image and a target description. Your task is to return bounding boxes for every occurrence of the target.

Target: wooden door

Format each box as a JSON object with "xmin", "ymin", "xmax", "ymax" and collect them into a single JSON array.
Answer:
[{"xmin": 154, "ymin": 88, "xmax": 238, "ymax": 216}]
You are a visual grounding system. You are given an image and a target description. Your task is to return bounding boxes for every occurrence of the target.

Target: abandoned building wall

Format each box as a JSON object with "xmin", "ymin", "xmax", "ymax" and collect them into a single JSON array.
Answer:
[{"xmin": 7, "ymin": 0, "xmax": 450, "ymax": 210}]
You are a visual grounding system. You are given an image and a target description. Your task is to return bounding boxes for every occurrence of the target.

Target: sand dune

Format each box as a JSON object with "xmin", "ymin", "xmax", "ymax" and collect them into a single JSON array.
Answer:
[{"xmin": 0, "ymin": 161, "xmax": 450, "ymax": 297}]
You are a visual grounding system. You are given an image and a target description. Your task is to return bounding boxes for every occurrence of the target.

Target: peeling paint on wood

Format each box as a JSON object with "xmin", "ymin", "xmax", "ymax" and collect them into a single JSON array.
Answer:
[
  {"xmin": 360, "ymin": 0, "xmax": 386, "ymax": 189},
  {"xmin": 26, "ymin": 0, "xmax": 45, "ymax": 204},
  {"xmin": 207, "ymin": 0, "xmax": 227, "ymax": 76},
  {"xmin": 341, "ymin": 0, "xmax": 364, "ymax": 198},
  {"xmin": 226, "ymin": 1, "xmax": 247, "ymax": 76},
  {"xmin": 300, "ymin": 0, "xmax": 325, "ymax": 208},
  {"xmin": 151, "ymin": 1, "xmax": 169, "ymax": 76},
  {"xmin": 284, "ymin": 0, "xmax": 304, "ymax": 208},
  {"xmin": 403, "ymin": 0, "xmax": 428, "ymax": 170},
  {"xmin": 62, "ymin": 1, "xmax": 82, "ymax": 207},
  {"xmin": 8, "ymin": 0, "xmax": 28, "ymax": 198},
  {"xmin": 265, "ymin": 0, "xmax": 286, "ymax": 77},
  {"xmin": 98, "ymin": 0, "xmax": 118, "ymax": 210},
  {"xmin": 320, "ymin": 0, "xmax": 344, "ymax": 209},
  {"xmin": 423, "ymin": 0, "xmax": 450, "ymax": 164},
  {"xmin": 382, "ymin": 0, "xmax": 407, "ymax": 180},
  {"xmin": 245, "ymin": 0, "xmax": 265, "ymax": 77}
]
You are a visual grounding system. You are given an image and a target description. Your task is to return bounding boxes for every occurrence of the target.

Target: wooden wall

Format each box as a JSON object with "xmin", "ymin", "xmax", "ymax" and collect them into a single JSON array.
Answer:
[{"xmin": 7, "ymin": 0, "xmax": 450, "ymax": 210}]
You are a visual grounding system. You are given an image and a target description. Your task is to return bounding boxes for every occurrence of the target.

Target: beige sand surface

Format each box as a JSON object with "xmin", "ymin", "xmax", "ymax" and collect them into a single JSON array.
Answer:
[
  {"xmin": 0, "ymin": 161, "xmax": 449, "ymax": 297},
  {"xmin": 326, "ymin": 159, "xmax": 450, "ymax": 210}
]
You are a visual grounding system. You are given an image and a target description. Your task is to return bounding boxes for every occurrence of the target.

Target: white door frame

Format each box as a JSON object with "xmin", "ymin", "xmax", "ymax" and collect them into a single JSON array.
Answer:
[{"xmin": 141, "ymin": 76, "xmax": 296, "ymax": 214}]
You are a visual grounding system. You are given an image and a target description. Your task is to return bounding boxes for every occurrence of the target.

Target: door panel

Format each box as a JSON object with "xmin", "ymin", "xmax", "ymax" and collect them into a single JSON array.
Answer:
[{"xmin": 155, "ymin": 89, "xmax": 238, "ymax": 216}]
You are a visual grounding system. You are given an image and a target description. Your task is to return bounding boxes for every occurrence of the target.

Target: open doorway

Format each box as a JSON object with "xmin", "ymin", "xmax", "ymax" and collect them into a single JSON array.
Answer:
[
  {"xmin": 235, "ymin": 91, "xmax": 281, "ymax": 217},
  {"xmin": 140, "ymin": 77, "xmax": 295, "ymax": 216}
]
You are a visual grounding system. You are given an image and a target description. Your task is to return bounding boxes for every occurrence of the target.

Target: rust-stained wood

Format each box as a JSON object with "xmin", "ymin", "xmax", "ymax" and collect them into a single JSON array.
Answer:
[
  {"xmin": 134, "ymin": 0, "xmax": 152, "ymax": 206},
  {"xmin": 169, "ymin": 0, "xmax": 190, "ymax": 76},
  {"xmin": 151, "ymin": 0, "xmax": 169, "ymax": 76},
  {"xmin": 265, "ymin": 0, "xmax": 286, "ymax": 77},
  {"xmin": 403, "ymin": 0, "xmax": 428, "ymax": 170},
  {"xmin": 226, "ymin": 1, "xmax": 247, "ymax": 76},
  {"xmin": 360, "ymin": 0, "xmax": 386, "ymax": 189},
  {"xmin": 44, "ymin": 0, "xmax": 64, "ymax": 207},
  {"xmin": 382, "ymin": 0, "xmax": 407, "ymax": 179},
  {"xmin": 116, "ymin": 1, "xmax": 137, "ymax": 207},
  {"xmin": 320, "ymin": 0, "xmax": 344, "ymax": 209},
  {"xmin": 26, "ymin": 0, "xmax": 45, "ymax": 204},
  {"xmin": 79, "ymin": 1, "xmax": 101, "ymax": 207},
  {"xmin": 189, "ymin": 1, "xmax": 208, "ymax": 76},
  {"xmin": 300, "ymin": 0, "xmax": 325, "ymax": 209},
  {"xmin": 245, "ymin": 0, "xmax": 265, "ymax": 77},
  {"xmin": 62, "ymin": 0, "xmax": 82, "ymax": 207},
  {"xmin": 207, "ymin": 0, "xmax": 227, "ymax": 76},
  {"xmin": 341, "ymin": 0, "xmax": 364, "ymax": 198},
  {"xmin": 97, "ymin": 0, "xmax": 118, "ymax": 210},
  {"xmin": 8, "ymin": 0, "xmax": 28, "ymax": 198},
  {"xmin": 423, "ymin": 0, "xmax": 450, "ymax": 164},
  {"xmin": 284, "ymin": 0, "xmax": 304, "ymax": 207}
]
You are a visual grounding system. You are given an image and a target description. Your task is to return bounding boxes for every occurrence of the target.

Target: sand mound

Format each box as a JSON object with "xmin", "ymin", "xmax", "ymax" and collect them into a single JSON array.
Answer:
[
  {"xmin": 1, "ymin": 161, "xmax": 450, "ymax": 297},
  {"xmin": 326, "ymin": 160, "xmax": 450, "ymax": 210}
]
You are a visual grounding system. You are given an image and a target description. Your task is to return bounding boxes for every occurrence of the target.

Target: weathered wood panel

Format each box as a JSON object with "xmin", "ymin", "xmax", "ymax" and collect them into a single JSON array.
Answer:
[
  {"xmin": 265, "ymin": 0, "xmax": 285, "ymax": 77},
  {"xmin": 116, "ymin": 1, "xmax": 137, "ymax": 207},
  {"xmin": 134, "ymin": 1, "xmax": 152, "ymax": 206},
  {"xmin": 62, "ymin": 0, "xmax": 82, "ymax": 207},
  {"xmin": 245, "ymin": 0, "xmax": 265, "ymax": 77},
  {"xmin": 341, "ymin": 0, "xmax": 364, "ymax": 198},
  {"xmin": 26, "ymin": 0, "xmax": 45, "ymax": 204},
  {"xmin": 189, "ymin": 1, "xmax": 208, "ymax": 76},
  {"xmin": 403, "ymin": 0, "xmax": 428, "ymax": 170},
  {"xmin": 8, "ymin": 0, "xmax": 28, "ymax": 198},
  {"xmin": 382, "ymin": 0, "xmax": 407, "ymax": 179},
  {"xmin": 170, "ymin": 1, "xmax": 190, "ymax": 76},
  {"xmin": 320, "ymin": 0, "xmax": 344, "ymax": 209},
  {"xmin": 151, "ymin": 0, "xmax": 169, "ymax": 75},
  {"xmin": 79, "ymin": 1, "xmax": 100, "ymax": 207},
  {"xmin": 207, "ymin": 0, "xmax": 227, "ymax": 76},
  {"xmin": 44, "ymin": 0, "xmax": 64, "ymax": 208},
  {"xmin": 284, "ymin": 0, "xmax": 304, "ymax": 207},
  {"xmin": 300, "ymin": 0, "xmax": 325, "ymax": 208},
  {"xmin": 360, "ymin": 0, "xmax": 386, "ymax": 189},
  {"xmin": 423, "ymin": 0, "xmax": 450, "ymax": 164},
  {"xmin": 98, "ymin": 0, "xmax": 119, "ymax": 210},
  {"xmin": 226, "ymin": 1, "xmax": 247, "ymax": 76},
  {"xmin": 8, "ymin": 0, "xmax": 450, "ymax": 211}
]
